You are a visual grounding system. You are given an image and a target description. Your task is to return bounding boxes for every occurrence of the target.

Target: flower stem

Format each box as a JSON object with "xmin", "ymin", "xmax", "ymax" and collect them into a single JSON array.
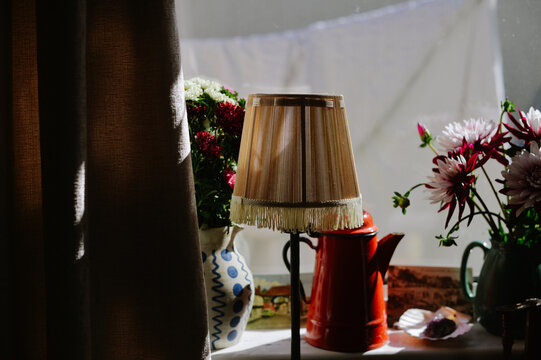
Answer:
[
  {"xmin": 471, "ymin": 199, "xmax": 495, "ymax": 230},
  {"xmin": 481, "ymin": 166, "xmax": 507, "ymax": 220},
  {"xmin": 470, "ymin": 187, "xmax": 499, "ymax": 233},
  {"xmin": 405, "ymin": 183, "xmax": 426, "ymax": 195},
  {"xmin": 446, "ymin": 210, "xmax": 507, "ymax": 237},
  {"xmin": 428, "ymin": 143, "xmax": 439, "ymax": 156}
]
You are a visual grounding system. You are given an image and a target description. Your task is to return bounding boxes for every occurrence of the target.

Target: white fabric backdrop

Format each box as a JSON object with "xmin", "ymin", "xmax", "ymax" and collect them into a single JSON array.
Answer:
[{"xmin": 181, "ymin": 0, "xmax": 504, "ymax": 275}]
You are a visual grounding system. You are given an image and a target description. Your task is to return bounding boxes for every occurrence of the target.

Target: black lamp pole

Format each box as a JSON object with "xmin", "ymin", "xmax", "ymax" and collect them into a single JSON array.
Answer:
[
  {"xmin": 290, "ymin": 232, "xmax": 301, "ymax": 360},
  {"xmin": 290, "ymin": 92, "xmax": 305, "ymax": 360}
]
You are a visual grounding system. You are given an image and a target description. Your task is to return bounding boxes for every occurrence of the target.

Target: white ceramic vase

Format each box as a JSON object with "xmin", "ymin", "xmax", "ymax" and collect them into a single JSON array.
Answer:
[{"xmin": 199, "ymin": 226, "xmax": 254, "ymax": 350}]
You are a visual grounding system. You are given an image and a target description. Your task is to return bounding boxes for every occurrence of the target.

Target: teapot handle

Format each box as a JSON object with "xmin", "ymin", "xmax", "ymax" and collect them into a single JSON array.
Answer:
[
  {"xmin": 283, "ymin": 237, "xmax": 317, "ymax": 304},
  {"xmin": 460, "ymin": 241, "xmax": 490, "ymax": 302}
]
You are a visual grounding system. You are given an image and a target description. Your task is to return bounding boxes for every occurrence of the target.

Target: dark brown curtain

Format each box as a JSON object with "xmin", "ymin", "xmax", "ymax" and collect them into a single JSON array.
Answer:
[{"xmin": 2, "ymin": 0, "xmax": 210, "ymax": 359}]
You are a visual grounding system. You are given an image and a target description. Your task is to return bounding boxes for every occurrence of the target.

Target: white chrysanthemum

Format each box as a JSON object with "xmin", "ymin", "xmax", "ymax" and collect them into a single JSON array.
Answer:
[
  {"xmin": 523, "ymin": 107, "xmax": 541, "ymax": 136},
  {"xmin": 185, "ymin": 77, "xmax": 220, "ymax": 91},
  {"xmin": 184, "ymin": 77, "xmax": 201, "ymax": 90},
  {"xmin": 184, "ymin": 77, "xmax": 236, "ymax": 104},
  {"xmin": 185, "ymin": 86, "xmax": 203, "ymax": 101},
  {"xmin": 501, "ymin": 141, "xmax": 541, "ymax": 215},
  {"xmin": 205, "ymin": 88, "xmax": 237, "ymax": 105},
  {"xmin": 426, "ymin": 156, "xmax": 467, "ymax": 205},
  {"xmin": 192, "ymin": 77, "xmax": 220, "ymax": 91},
  {"xmin": 437, "ymin": 118, "xmax": 498, "ymax": 152}
]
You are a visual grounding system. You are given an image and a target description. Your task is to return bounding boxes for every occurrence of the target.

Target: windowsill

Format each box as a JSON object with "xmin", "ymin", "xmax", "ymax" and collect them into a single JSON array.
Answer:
[{"xmin": 212, "ymin": 324, "xmax": 524, "ymax": 359}]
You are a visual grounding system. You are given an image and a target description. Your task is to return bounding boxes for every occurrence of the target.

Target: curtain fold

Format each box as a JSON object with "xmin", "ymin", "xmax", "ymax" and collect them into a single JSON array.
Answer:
[
  {"xmin": 4, "ymin": 1, "xmax": 210, "ymax": 359},
  {"xmin": 37, "ymin": 1, "xmax": 90, "ymax": 358}
]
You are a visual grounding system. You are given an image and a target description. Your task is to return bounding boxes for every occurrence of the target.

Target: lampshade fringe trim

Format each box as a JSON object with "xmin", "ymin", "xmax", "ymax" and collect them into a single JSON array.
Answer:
[{"xmin": 230, "ymin": 196, "xmax": 363, "ymax": 233}]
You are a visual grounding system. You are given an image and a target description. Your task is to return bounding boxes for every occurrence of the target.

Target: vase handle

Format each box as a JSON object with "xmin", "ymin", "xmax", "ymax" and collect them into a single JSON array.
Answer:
[
  {"xmin": 226, "ymin": 226, "xmax": 243, "ymax": 250},
  {"xmin": 460, "ymin": 241, "xmax": 490, "ymax": 302}
]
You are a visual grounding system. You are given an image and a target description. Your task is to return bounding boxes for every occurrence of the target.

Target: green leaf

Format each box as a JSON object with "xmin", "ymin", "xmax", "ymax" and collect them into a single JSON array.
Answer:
[{"xmin": 436, "ymin": 234, "xmax": 458, "ymax": 247}]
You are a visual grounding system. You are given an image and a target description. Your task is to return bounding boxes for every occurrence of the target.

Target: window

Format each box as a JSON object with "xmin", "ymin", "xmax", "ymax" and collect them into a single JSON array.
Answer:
[{"xmin": 177, "ymin": 0, "xmax": 541, "ymax": 277}]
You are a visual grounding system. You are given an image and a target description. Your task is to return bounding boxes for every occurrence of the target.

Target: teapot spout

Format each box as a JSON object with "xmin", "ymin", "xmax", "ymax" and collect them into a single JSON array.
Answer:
[{"xmin": 375, "ymin": 233, "xmax": 405, "ymax": 277}]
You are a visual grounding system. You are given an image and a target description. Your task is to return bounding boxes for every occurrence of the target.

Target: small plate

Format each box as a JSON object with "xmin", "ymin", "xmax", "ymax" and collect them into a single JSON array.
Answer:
[{"xmin": 396, "ymin": 307, "xmax": 473, "ymax": 340}]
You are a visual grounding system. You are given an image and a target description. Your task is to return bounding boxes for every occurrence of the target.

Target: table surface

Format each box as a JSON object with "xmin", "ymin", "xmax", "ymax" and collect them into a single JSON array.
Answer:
[{"xmin": 212, "ymin": 324, "xmax": 525, "ymax": 359}]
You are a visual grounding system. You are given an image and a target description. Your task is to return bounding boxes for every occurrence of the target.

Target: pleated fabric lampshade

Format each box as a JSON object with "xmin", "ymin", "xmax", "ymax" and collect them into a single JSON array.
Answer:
[{"xmin": 230, "ymin": 94, "xmax": 363, "ymax": 233}]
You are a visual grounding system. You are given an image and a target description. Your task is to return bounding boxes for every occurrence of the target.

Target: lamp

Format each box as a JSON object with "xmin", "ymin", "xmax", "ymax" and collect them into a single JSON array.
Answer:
[{"xmin": 230, "ymin": 94, "xmax": 363, "ymax": 359}]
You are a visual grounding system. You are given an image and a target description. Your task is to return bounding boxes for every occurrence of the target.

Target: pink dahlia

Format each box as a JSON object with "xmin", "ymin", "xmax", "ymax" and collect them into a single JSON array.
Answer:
[
  {"xmin": 438, "ymin": 118, "xmax": 509, "ymax": 165},
  {"xmin": 223, "ymin": 168, "xmax": 236, "ymax": 190},
  {"xmin": 196, "ymin": 131, "xmax": 221, "ymax": 158},
  {"xmin": 215, "ymin": 102, "xmax": 245, "ymax": 136},
  {"xmin": 438, "ymin": 118, "xmax": 497, "ymax": 151},
  {"xmin": 426, "ymin": 155, "xmax": 478, "ymax": 227},
  {"xmin": 505, "ymin": 107, "xmax": 541, "ymax": 146},
  {"xmin": 500, "ymin": 141, "xmax": 541, "ymax": 216}
]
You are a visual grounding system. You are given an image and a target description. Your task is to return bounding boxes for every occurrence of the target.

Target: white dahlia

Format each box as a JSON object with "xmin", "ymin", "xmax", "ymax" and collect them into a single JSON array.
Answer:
[
  {"xmin": 426, "ymin": 156, "xmax": 472, "ymax": 205},
  {"xmin": 426, "ymin": 154, "xmax": 478, "ymax": 227},
  {"xmin": 523, "ymin": 107, "xmax": 541, "ymax": 136},
  {"xmin": 437, "ymin": 118, "xmax": 498, "ymax": 152},
  {"xmin": 501, "ymin": 141, "xmax": 541, "ymax": 215}
]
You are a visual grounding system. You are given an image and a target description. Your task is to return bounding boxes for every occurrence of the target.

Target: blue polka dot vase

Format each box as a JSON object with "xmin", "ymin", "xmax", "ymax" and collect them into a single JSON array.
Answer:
[{"xmin": 199, "ymin": 226, "xmax": 254, "ymax": 350}]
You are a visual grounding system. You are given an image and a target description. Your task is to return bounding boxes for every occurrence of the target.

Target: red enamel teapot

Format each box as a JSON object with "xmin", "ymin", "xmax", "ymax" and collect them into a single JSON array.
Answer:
[{"xmin": 285, "ymin": 210, "xmax": 404, "ymax": 352}]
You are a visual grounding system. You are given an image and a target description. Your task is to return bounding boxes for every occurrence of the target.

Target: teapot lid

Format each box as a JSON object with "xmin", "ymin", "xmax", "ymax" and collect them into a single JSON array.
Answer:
[{"xmin": 320, "ymin": 210, "xmax": 378, "ymax": 236}]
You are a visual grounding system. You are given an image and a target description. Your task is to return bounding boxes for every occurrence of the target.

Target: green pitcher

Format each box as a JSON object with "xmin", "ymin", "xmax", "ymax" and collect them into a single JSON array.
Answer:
[{"xmin": 460, "ymin": 238, "xmax": 541, "ymax": 338}]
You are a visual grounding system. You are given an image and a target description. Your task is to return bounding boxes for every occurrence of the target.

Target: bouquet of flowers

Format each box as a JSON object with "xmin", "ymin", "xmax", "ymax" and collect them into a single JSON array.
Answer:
[
  {"xmin": 185, "ymin": 77, "xmax": 246, "ymax": 229},
  {"xmin": 393, "ymin": 100, "xmax": 541, "ymax": 247}
]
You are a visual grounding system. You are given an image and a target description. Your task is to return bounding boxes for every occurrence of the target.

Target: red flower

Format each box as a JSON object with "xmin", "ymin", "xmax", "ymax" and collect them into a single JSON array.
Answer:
[
  {"xmin": 187, "ymin": 103, "xmax": 206, "ymax": 121},
  {"xmin": 504, "ymin": 107, "xmax": 541, "ymax": 147},
  {"xmin": 453, "ymin": 132, "xmax": 506, "ymax": 167},
  {"xmin": 426, "ymin": 154, "xmax": 480, "ymax": 228},
  {"xmin": 438, "ymin": 118, "xmax": 510, "ymax": 165},
  {"xmin": 417, "ymin": 122, "xmax": 432, "ymax": 146},
  {"xmin": 223, "ymin": 168, "xmax": 236, "ymax": 190},
  {"xmin": 470, "ymin": 129, "xmax": 510, "ymax": 166},
  {"xmin": 196, "ymin": 131, "xmax": 221, "ymax": 158},
  {"xmin": 215, "ymin": 102, "xmax": 245, "ymax": 136}
]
